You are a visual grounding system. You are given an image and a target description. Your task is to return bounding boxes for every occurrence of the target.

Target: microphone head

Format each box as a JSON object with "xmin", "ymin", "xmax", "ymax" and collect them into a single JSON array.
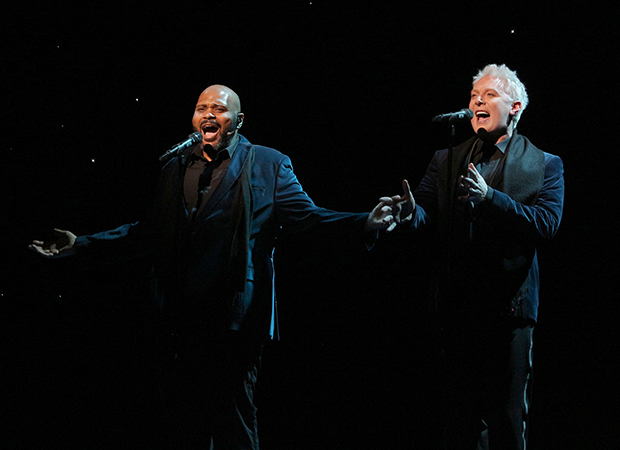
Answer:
[
  {"xmin": 461, "ymin": 108, "xmax": 474, "ymax": 120},
  {"xmin": 189, "ymin": 131, "xmax": 202, "ymax": 143},
  {"xmin": 432, "ymin": 108, "xmax": 474, "ymax": 123}
]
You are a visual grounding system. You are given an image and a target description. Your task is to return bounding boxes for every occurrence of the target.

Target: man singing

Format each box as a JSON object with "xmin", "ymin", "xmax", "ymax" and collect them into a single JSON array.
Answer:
[
  {"xmin": 382, "ymin": 64, "xmax": 564, "ymax": 449},
  {"xmin": 30, "ymin": 84, "xmax": 393, "ymax": 449}
]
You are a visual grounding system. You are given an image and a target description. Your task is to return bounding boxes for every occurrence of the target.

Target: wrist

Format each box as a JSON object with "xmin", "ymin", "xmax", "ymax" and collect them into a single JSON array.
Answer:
[{"xmin": 484, "ymin": 187, "xmax": 494, "ymax": 202}]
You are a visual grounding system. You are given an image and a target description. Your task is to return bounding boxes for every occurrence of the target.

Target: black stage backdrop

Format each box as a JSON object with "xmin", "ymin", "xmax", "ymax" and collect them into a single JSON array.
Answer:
[{"xmin": 1, "ymin": 2, "xmax": 617, "ymax": 449}]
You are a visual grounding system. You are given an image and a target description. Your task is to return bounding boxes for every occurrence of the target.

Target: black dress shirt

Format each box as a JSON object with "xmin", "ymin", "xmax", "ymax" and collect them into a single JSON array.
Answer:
[
  {"xmin": 468, "ymin": 135, "xmax": 512, "ymax": 201},
  {"xmin": 184, "ymin": 136, "xmax": 240, "ymax": 223}
]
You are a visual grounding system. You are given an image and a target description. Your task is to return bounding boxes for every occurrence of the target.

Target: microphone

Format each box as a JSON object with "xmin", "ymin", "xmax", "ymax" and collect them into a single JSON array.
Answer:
[
  {"xmin": 432, "ymin": 108, "xmax": 474, "ymax": 123},
  {"xmin": 159, "ymin": 132, "xmax": 202, "ymax": 163}
]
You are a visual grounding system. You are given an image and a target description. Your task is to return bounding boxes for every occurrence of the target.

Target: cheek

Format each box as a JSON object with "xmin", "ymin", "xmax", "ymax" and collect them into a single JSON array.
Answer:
[
  {"xmin": 496, "ymin": 108, "xmax": 511, "ymax": 125},
  {"xmin": 220, "ymin": 117, "xmax": 234, "ymax": 130}
]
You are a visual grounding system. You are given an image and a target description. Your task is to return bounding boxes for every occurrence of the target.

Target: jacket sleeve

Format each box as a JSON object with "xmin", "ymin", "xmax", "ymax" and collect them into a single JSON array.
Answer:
[
  {"xmin": 273, "ymin": 156, "xmax": 368, "ymax": 232},
  {"xmin": 73, "ymin": 221, "xmax": 155, "ymax": 264},
  {"xmin": 481, "ymin": 153, "xmax": 564, "ymax": 240}
]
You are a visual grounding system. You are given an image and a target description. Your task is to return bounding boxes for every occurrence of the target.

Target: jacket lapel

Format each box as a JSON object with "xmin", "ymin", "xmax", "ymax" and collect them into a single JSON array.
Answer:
[
  {"xmin": 502, "ymin": 132, "xmax": 545, "ymax": 206},
  {"xmin": 438, "ymin": 137, "xmax": 476, "ymax": 209}
]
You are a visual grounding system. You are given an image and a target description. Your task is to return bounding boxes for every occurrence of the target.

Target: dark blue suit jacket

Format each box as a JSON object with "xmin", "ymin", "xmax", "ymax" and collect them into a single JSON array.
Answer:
[
  {"xmin": 75, "ymin": 135, "xmax": 368, "ymax": 339},
  {"xmin": 409, "ymin": 133, "xmax": 564, "ymax": 322}
]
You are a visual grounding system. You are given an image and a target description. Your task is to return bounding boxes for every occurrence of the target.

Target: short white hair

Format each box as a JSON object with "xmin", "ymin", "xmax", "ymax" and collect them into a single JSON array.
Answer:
[{"xmin": 473, "ymin": 64, "xmax": 529, "ymax": 132}]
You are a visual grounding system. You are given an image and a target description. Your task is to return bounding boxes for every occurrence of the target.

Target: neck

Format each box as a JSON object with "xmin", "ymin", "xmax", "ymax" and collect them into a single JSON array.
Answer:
[
  {"xmin": 478, "ymin": 127, "xmax": 512, "ymax": 145},
  {"xmin": 202, "ymin": 133, "xmax": 238, "ymax": 161},
  {"xmin": 202, "ymin": 145, "xmax": 216, "ymax": 161},
  {"xmin": 495, "ymin": 132, "xmax": 511, "ymax": 144}
]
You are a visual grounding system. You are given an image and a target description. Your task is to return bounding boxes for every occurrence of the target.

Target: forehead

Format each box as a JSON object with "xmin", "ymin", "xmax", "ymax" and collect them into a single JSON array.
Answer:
[
  {"xmin": 472, "ymin": 75, "xmax": 506, "ymax": 93},
  {"xmin": 197, "ymin": 88, "xmax": 229, "ymax": 104},
  {"xmin": 196, "ymin": 87, "xmax": 239, "ymax": 108}
]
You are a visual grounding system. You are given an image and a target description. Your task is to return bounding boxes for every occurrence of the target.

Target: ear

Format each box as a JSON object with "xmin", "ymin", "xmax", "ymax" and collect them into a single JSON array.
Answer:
[
  {"xmin": 236, "ymin": 113, "xmax": 245, "ymax": 129},
  {"xmin": 510, "ymin": 101, "xmax": 522, "ymax": 117}
]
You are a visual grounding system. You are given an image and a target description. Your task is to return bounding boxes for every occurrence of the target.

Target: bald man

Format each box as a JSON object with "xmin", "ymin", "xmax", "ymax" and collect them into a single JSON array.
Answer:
[
  {"xmin": 30, "ymin": 85, "xmax": 393, "ymax": 449},
  {"xmin": 192, "ymin": 84, "xmax": 244, "ymax": 158}
]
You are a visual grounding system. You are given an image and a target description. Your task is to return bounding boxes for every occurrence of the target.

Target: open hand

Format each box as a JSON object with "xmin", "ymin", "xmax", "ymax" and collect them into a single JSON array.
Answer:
[
  {"xmin": 29, "ymin": 228, "xmax": 77, "ymax": 258},
  {"xmin": 367, "ymin": 180, "xmax": 415, "ymax": 232},
  {"xmin": 458, "ymin": 163, "xmax": 488, "ymax": 205}
]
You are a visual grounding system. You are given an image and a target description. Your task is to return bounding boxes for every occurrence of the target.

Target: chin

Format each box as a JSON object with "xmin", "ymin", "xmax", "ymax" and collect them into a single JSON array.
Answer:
[
  {"xmin": 203, "ymin": 135, "xmax": 222, "ymax": 148},
  {"xmin": 212, "ymin": 140, "xmax": 231, "ymax": 152}
]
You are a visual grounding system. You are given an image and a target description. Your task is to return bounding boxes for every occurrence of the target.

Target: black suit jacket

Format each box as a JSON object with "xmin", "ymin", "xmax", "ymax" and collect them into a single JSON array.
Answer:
[
  {"xmin": 75, "ymin": 135, "xmax": 368, "ymax": 339},
  {"xmin": 409, "ymin": 132, "xmax": 564, "ymax": 322}
]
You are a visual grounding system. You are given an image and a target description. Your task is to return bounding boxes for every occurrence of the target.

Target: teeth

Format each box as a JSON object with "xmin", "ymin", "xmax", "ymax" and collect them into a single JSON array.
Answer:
[{"xmin": 476, "ymin": 111, "xmax": 489, "ymax": 117}]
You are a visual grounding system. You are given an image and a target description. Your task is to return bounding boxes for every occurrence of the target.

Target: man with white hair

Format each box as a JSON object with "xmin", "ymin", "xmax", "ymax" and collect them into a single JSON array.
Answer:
[{"xmin": 383, "ymin": 64, "xmax": 564, "ymax": 449}]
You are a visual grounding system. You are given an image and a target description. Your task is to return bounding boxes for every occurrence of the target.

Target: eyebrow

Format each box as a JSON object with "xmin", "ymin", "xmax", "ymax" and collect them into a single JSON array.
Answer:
[
  {"xmin": 471, "ymin": 88, "xmax": 499, "ymax": 94},
  {"xmin": 196, "ymin": 101, "xmax": 228, "ymax": 108}
]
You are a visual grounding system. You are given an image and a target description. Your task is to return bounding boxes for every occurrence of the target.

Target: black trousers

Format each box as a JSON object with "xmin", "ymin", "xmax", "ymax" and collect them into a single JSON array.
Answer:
[
  {"xmin": 440, "ymin": 320, "xmax": 534, "ymax": 450},
  {"xmin": 159, "ymin": 330, "xmax": 264, "ymax": 450}
]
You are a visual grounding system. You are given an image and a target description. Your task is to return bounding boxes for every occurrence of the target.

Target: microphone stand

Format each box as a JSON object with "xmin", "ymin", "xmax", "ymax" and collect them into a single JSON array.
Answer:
[
  {"xmin": 431, "ymin": 119, "xmax": 462, "ymax": 322},
  {"xmin": 446, "ymin": 123, "xmax": 456, "ymax": 305},
  {"xmin": 433, "ymin": 112, "xmax": 472, "ymax": 285},
  {"xmin": 156, "ymin": 136, "xmax": 193, "ymax": 337},
  {"xmin": 432, "ymin": 109, "xmax": 472, "ymax": 259},
  {"xmin": 174, "ymin": 142, "xmax": 188, "ymax": 320},
  {"xmin": 432, "ymin": 112, "xmax": 471, "ymax": 366},
  {"xmin": 447, "ymin": 123, "xmax": 455, "ymax": 251}
]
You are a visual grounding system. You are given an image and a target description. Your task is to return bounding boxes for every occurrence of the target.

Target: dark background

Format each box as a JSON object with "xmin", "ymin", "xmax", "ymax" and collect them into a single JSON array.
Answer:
[{"xmin": 1, "ymin": 1, "xmax": 618, "ymax": 448}]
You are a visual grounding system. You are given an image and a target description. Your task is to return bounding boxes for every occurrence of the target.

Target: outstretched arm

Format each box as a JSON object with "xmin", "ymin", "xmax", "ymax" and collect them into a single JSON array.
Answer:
[{"xmin": 29, "ymin": 228, "xmax": 77, "ymax": 258}]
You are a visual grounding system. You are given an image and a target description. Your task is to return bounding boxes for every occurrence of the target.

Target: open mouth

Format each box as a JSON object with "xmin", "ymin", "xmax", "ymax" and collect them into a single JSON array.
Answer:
[
  {"xmin": 201, "ymin": 122, "xmax": 220, "ymax": 139},
  {"xmin": 475, "ymin": 111, "xmax": 490, "ymax": 119}
]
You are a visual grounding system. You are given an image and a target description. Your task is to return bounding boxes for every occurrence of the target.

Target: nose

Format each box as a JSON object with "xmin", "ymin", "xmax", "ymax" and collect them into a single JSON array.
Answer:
[{"xmin": 475, "ymin": 95, "xmax": 484, "ymax": 105}]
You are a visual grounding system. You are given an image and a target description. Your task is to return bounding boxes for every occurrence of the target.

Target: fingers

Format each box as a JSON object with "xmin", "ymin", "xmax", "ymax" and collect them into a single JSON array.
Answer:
[
  {"xmin": 402, "ymin": 179, "xmax": 412, "ymax": 197},
  {"xmin": 371, "ymin": 202, "xmax": 391, "ymax": 216},
  {"xmin": 460, "ymin": 175, "xmax": 479, "ymax": 193},
  {"xmin": 467, "ymin": 163, "xmax": 480, "ymax": 178},
  {"xmin": 367, "ymin": 202, "xmax": 393, "ymax": 231},
  {"xmin": 380, "ymin": 195, "xmax": 406, "ymax": 205},
  {"xmin": 466, "ymin": 164, "xmax": 486, "ymax": 189},
  {"xmin": 373, "ymin": 181, "xmax": 416, "ymax": 231},
  {"xmin": 460, "ymin": 165, "xmax": 479, "ymax": 185},
  {"xmin": 28, "ymin": 243, "xmax": 48, "ymax": 253},
  {"xmin": 28, "ymin": 244, "xmax": 55, "ymax": 258},
  {"xmin": 460, "ymin": 165, "xmax": 487, "ymax": 202}
]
